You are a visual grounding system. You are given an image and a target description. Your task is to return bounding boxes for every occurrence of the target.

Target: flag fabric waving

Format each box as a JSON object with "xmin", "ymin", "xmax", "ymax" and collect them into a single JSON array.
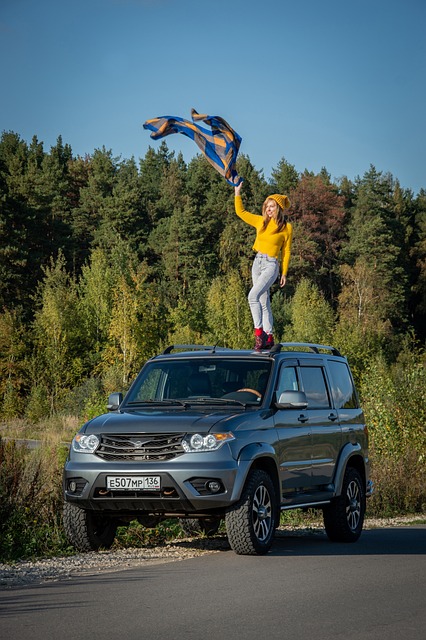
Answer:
[{"xmin": 143, "ymin": 109, "xmax": 242, "ymax": 186}]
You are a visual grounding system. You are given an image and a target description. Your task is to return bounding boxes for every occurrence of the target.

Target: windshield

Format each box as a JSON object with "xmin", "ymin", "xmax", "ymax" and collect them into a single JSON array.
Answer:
[{"xmin": 125, "ymin": 358, "xmax": 272, "ymax": 405}]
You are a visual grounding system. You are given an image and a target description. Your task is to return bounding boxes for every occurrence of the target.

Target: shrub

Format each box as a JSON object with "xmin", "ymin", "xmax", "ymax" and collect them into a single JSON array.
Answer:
[
  {"xmin": 0, "ymin": 438, "xmax": 71, "ymax": 561},
  {"xmin": 361, "ymin": 351, "xmax": 426, "ymax": 517}
]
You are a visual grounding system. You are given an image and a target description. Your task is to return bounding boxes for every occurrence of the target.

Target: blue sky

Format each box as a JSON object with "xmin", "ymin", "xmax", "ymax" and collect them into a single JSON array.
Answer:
[{"xmin": 1, "ymin": 0, "xmax": 425, "ymax": 194}]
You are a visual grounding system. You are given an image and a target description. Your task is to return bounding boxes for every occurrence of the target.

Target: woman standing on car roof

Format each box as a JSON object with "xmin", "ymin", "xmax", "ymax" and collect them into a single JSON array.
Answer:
[{"xmin": 234, "ymin": 180, "xmax": 293, "ymax": 351}]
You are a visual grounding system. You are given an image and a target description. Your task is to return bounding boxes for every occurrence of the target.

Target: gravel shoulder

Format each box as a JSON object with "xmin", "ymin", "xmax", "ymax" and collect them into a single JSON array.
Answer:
[{"xmin": 1, "ymin": 515, "xmax": 425, "ymax": 590}]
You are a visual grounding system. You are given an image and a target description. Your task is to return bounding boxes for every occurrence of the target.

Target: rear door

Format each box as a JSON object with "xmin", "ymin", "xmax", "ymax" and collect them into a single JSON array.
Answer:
[
  {"xmin": 326, "ymin": 358, "xmax": 366, "ymax": 446},
  {"xmin": 298, "ymin": 359, "xmax": 342, "ymax": 488}
]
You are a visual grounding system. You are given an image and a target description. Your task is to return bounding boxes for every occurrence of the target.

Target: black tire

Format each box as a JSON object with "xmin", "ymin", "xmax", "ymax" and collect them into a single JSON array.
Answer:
[
  {"xmin": 225, "ymin": 469, "xmax": 277, "ymax": 555},
  {"xmin": 179, "ymin": 517, "xmax": 222, "ymax": 537},
  {"xmin": 323, "ymin": 467, "xmax": 366, "ymax": 542},
  {"xmin": 137, "ymin": 516, "xmax": 162, "ymax": 528},
  {"xmin": 63, "ymin": 501, "xmax": 117, "ymax": 552}
]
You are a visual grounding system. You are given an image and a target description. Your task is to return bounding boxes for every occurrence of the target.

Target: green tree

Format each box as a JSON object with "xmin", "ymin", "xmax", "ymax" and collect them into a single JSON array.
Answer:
[
  {"xmin": 340, "ymin": 166, "xmax": 408, "ymax": 331},
  {"xmin": 0, "ymin": 132, "xmax": 46, "ymax": 310},
  {"xmin": 411, "ymin": 189, "xmax": 426, "ymax": 340},
  {"xmin": 206, "ymin": 270, "xmax": 252, "ymax": 348},
  {"xmin": 338, "ymin": 259, "xmax": 393, "ymax": 337},
  {"xmin": 139, "ymin": 141, "xmax": 173, "ymax": 226},
  {"xmin": 0, "ymin": 169, "xmax": 30, "ymax": 308},
  {"xmin": 283, "ymin": 278, "xmax": 335, "ymax": 344},
  {"xmin": 0, "ymin": 309, "xmax": 28, "ymax": 416},
  {"xmin": 270, "ymin": 157, "xmax": 299, "ymax": 195},
  {"xmin": 101, "ymin": 266, "xmax": 165, "ymax": 387},
  {"xmin": 32, "ymin": 252, "xmax": 83, "ymax": 412},
  {"xmin": 149, "ymin": 197, "xmax": 210, "ymax": 303},
  {"xmin": 93, "ymin": 157, "xmax": 146, "ymax": 257},
  {"xmin": 187, "ymin": 154, "xmax": 232, "ymax": 278},
  {"xmin": 270, "ymin": 289, "xmax": 292, "ymax": 341},
  {"xmin": 76, "ymin": 147, "xmax": 117, "ymax": 253},
  {"xmin": 78, "ymin": 247, "xmax": 115, "ymax": 367},
  {"xmin": 100, "ymin": 274, "xmax": 138, "ymax": 388}
]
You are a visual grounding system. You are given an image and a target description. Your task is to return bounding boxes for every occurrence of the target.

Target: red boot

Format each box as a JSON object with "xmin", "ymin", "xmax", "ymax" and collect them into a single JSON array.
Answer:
[
  {"xmin": 254, "ymin": 328, "xmax": 266, "ymax": 351},
  {"xmin": 264, "ymin": 333, "xmax": 275, "ymax": 349}
]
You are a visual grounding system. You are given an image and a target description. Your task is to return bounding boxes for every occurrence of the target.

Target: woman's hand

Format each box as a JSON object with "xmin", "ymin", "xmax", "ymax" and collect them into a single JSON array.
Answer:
[
  {"xmin": 280, "ymin": 274, "xmax": 287, "ymax": 287},
  {"xmin": 234, "ymin": 181, "xmax": 243, "ymax": 197}
]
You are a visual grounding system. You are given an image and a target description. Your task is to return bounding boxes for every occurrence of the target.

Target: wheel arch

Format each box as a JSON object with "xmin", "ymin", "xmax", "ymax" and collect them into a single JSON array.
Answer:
[
  {"xmin": 333, "ymin": 444, "xmax": 367, "ymax": 497},
  {"xmin": 250, "ymin": 456, "xmax": 280, "ymax": 507},
  {"xmin": 232, "ymin": 443, "xmax": 280, "ymax": 508}
]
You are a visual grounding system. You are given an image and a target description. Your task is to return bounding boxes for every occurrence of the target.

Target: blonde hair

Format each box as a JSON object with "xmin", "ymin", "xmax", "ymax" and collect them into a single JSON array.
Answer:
[{"xmin": 260, "ymin": 198, "xmax": 288, "ymax": 233}]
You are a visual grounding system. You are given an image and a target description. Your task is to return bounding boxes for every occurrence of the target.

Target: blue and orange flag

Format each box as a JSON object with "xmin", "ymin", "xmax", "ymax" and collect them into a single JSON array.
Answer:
[{"xmin": 143, "ymin": 108, "xmax": 243, "ymax": 186}]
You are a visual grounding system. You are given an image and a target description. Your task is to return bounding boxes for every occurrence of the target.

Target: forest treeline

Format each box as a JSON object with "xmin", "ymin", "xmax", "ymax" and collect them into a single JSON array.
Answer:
[
  {"xmin": 1, "ymin": 130, "xmax": 426, "ymax": 558},
  {"xmin": 0, "ymin": 129, "xmax": 425, "ymax": 420}
]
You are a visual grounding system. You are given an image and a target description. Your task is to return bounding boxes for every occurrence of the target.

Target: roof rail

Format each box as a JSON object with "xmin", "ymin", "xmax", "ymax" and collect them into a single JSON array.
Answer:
[
  {"xmin": 269, "ymin": 342, "xmax": 342, "ymax": 357},
  {"xmin": 161, "ymin": 344, "xmax": 230, "ymax": 355}
]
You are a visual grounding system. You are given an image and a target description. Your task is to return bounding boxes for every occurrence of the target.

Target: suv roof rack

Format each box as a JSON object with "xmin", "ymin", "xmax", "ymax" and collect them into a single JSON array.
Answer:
[
  {"xmin": 269, "ymin": 342, "xmax": 342, "ymax": 357},
  {"xmin": 161, "ymin": 344, "xmax": 231, "ymax": 355}
]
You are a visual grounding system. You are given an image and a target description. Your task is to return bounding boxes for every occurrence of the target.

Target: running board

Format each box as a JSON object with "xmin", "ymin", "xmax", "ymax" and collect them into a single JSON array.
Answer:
[{"xmin": 280, "ymin": 500, "xmax": 331, "ymax": 511}]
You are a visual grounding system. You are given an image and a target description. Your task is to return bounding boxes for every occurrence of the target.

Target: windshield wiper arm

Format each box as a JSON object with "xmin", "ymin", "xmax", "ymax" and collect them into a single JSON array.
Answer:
[
  {"xmin": 127, "ymin": 400, "xmax": 188, "ymax": 407},
  {"xmin": 185, "ymin": 397, "xmax": 247, "ymax": 407}
]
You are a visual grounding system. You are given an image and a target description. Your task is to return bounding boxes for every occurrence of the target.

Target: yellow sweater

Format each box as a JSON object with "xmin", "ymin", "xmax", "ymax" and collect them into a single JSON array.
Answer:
[{"xmin": 235, "ymin": 195, "xmax": 293, "ymax": 275}]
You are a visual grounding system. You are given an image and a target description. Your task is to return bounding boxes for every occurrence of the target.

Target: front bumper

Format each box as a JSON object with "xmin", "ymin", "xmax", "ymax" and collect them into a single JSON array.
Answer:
[{"xmin": 63, "ymin": 455, "xmax": 240, "ymax": 515}]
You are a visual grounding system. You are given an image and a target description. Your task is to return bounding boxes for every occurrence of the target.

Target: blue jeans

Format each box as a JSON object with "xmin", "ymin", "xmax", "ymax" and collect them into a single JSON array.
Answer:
[{"xmin": 248, "ymin": 253, "xmax": 279, "ymax": 334}]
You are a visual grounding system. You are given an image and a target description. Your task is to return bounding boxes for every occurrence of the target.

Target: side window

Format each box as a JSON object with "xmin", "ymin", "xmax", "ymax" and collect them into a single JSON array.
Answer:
[
  {"xmin": 299, "ymin": 366, "xmax": 331, "ymax": 408},
  {"xmin": 276, "ymin": 366, "xmax": 299, "ymax": 398},
  {"xmin": 129, "ymin": 367, "xmax": 164, "ymax": 401},
  {"xmin": 327, "ymin": 360, "xmax": 358, "ymax": 409}
]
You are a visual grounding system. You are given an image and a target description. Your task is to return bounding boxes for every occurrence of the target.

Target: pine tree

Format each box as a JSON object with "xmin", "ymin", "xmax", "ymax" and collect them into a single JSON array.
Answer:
[
  {"xmin": 0, "ymin": 308, "xmax": 28, "ymax": 416},
  {"xmin": 0, "ymin": 167, "xmax": 31, "ymax": 308},
  {"xmin": 76, "ymin": 147, "xmax": 117, "ymax": 253},
  {"xmin": 139, "ymin": 142, "xmax": 172, "ymax": 226},
  {"xmin": 340, "ymin": 166, "xmax": 408, "ymax": 331},
  {"xmin": 95, "ymin": 157, "xmax": 145, "ymax": 255},
  {"xmin": 411, "ymin": 189, "xmax": 426, "ymax": 339},
  {"xmin": 270, "ymin": 157, "xmax": 299, "ymax": 195}
]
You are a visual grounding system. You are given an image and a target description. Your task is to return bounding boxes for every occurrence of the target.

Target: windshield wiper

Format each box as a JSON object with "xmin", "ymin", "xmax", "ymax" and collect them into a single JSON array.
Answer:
[
  {"xmin": 127, "ymin": 398, "xmax": 253, "ymax": 408},
  {"xmin": 126, "ymin": 400, "xmax": 189, "ymax": 407},
  {"xmin": 185, "ymin": 397, "xmax": 247, "ymax": 407}
]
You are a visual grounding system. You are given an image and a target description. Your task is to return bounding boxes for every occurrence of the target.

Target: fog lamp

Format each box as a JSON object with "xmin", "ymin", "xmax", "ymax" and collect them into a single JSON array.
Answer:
[{"xmin": 207, "ymin": 480, "xmax": 222, "ymax": 493}]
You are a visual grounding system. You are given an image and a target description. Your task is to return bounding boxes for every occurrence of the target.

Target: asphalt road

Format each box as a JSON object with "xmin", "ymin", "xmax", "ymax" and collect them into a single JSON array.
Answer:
[{"xmin": 1, "ymin": 526, "xmax": 425, "ymax": 640}]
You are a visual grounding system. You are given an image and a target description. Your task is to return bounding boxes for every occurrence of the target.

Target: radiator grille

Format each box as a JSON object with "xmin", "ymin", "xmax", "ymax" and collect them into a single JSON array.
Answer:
[{"xmin": 96, "ymin": 433, "xmax": 185, "ymax": 461}]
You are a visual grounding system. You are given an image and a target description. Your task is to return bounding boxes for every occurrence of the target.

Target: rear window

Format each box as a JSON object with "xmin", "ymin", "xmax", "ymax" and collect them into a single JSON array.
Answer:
[
  {"xmin": 327, "ymin": 360, "xmax": 358, "ymax": 409},
  {"xmin": 299, "ymin": 366, "xmax": 331, "ymax": 408}
]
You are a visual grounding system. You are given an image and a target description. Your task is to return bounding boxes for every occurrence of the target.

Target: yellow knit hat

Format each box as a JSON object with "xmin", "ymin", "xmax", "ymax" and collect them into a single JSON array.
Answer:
[{"xmin": 268, "ymin": 194, "xmax": 291, "ymax": 210}]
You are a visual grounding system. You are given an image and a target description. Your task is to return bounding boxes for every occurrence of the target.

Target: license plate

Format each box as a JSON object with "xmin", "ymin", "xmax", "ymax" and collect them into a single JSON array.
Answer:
[{"xmin": 106, "ymin": 476, "xmax": 161, "ymax": 491}]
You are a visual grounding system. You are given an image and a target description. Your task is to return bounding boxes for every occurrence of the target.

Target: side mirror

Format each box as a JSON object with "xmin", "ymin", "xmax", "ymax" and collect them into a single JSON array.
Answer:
[
  {"xmin": 275, "ymin": 390, "xmax": 308, "ymax": 410},
  {"xmin": 107, "ymin": 392, "xmax": 123, "ymax": 411}
]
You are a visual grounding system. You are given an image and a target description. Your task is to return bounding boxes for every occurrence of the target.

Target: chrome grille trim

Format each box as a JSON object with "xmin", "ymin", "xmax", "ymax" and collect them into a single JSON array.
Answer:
[{"xmin": 96, "ymin": 433, "xmax": 185, "ymax": 461}]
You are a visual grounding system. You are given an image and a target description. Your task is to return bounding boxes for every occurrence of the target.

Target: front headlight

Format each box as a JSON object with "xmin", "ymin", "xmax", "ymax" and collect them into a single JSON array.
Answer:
[
  {"xmin": 182, "ymin": 432, "xmax": 235, "ymax": 453},
  {"xmin": 72, "ymin": 433, "xmax": 100, "ymax": 454}
]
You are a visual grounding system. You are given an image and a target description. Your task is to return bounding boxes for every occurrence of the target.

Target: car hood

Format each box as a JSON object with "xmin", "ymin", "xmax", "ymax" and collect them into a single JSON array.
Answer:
[{"xmin": 82, "ymin": 408, "xmax": 242, "ymax": 434}]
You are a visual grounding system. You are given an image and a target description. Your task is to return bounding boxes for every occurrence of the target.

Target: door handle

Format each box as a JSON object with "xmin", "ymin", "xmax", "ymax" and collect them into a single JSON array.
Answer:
[
  {"xmin": 328, "ymin": 412, "xmax": 338, "ymax": 422},
  {"xmin": 297, "ymin": 414, "xmax": 309, "ymax": 423}
]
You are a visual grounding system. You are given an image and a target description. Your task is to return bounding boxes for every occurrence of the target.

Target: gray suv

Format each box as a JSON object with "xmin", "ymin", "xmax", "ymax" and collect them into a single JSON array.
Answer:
[{"xmin": 63, "ymin": 343, "xmax": 373, "ymax": 555}]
